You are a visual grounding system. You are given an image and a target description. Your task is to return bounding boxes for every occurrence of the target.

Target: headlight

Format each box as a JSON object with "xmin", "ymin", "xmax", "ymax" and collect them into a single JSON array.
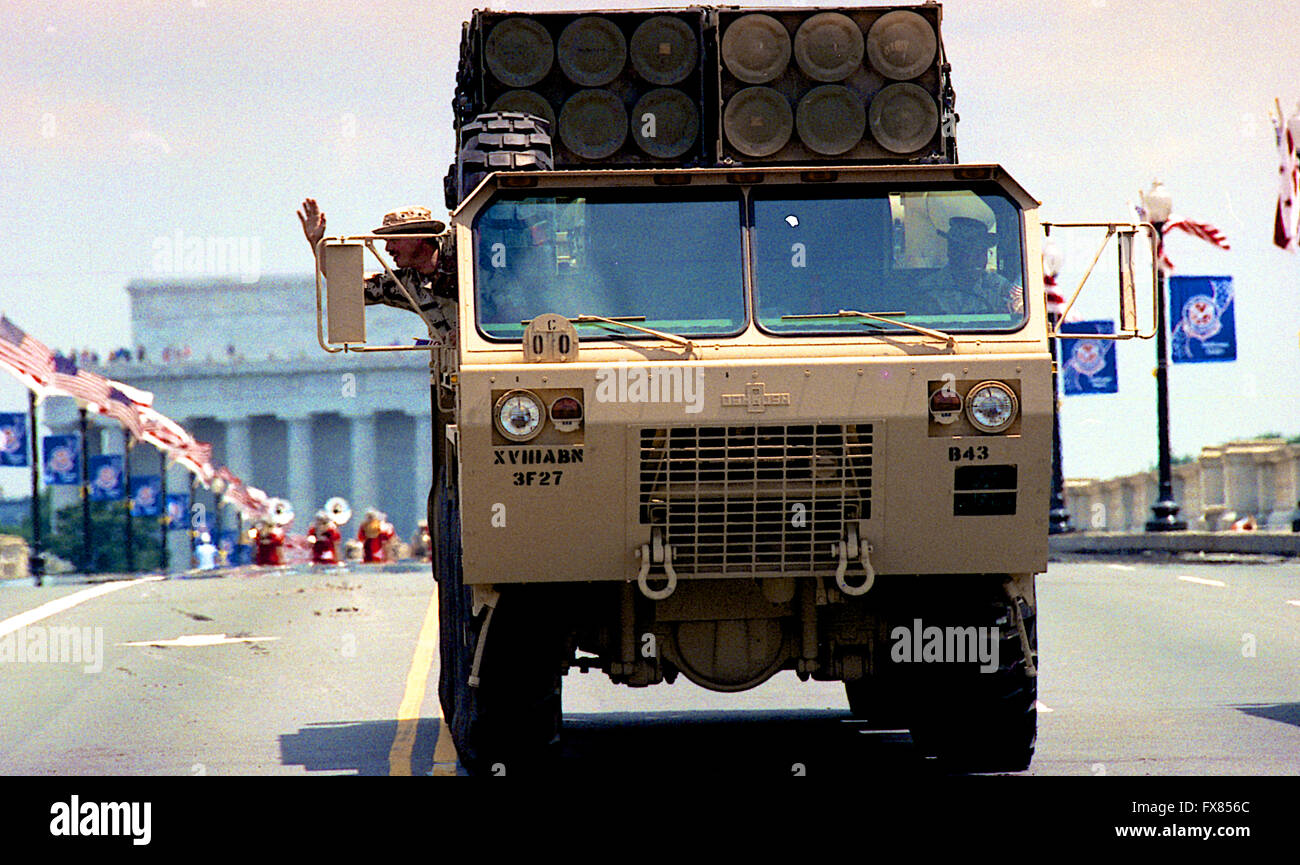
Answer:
[
  {"xmin": 964, "ymin": 381, "xmax": 1019, "ymax": 434},
  {"xmin": 495, "ymin": 390, "xmax": 544, "ymax": 441}
]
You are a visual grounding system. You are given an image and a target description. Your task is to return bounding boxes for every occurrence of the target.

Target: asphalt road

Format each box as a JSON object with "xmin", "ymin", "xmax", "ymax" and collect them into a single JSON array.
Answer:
[{"xmin": 1, "ymin": 557, "xmax": 1297, "ymax": 777}]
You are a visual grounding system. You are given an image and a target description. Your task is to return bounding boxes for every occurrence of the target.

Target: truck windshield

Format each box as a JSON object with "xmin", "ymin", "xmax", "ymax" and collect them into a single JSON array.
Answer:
[
  {"xmin": 474, "ymin": 192, "xmax": 746, "ymax": 340},
  {"xmin": 752, "ymin": 187, "xmax": 1027, "ymax": 335}
]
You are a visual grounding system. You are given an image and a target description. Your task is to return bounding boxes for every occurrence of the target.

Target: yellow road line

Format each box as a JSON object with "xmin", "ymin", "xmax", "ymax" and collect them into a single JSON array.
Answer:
[
  {"xmin": 389, "ymin": 586, "xmax": 449, "ymax": 776},
  {"xmin": 432, "ymin": 715, "xmax": 459, "ymax": 776}
]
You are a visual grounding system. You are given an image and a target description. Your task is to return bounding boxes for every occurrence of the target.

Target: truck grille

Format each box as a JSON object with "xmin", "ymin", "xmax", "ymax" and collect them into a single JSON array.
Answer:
[{"xmin": 638, "ymin": 424, "xmax": 873, "ymax": 575}]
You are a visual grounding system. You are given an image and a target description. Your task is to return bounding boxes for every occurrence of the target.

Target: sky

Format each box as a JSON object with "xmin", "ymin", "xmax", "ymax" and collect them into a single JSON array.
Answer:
[{"xmin": 1, "ymin": 0, "xmax": 1298, "ymax": 496}]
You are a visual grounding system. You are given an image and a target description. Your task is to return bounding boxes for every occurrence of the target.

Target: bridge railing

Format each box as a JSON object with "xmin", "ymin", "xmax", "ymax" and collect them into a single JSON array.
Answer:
[{"xmin": 1065, "ymin": 440, "xmax": 1300, "ymax": 531}]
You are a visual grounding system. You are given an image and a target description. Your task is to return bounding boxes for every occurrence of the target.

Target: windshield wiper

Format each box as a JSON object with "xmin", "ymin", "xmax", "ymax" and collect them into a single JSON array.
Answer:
[
  {"xmin": 569, "ymin": 314, "xmax": 697, "ymax": 351},
  {"xmin": 781, "ymin": 309, "xmax": 954, "ymax": 349}
]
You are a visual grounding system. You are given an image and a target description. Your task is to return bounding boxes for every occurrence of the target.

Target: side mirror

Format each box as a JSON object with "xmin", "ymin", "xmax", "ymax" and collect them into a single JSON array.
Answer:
[
  {"xmin": 1116, "ymin": 226, "xmax": 1137, "ymax": 334},
  {"xmin": 1043, "ymin": 221, "xmax": 1158, "ymax": 341},
  {"xmin": 322, "ymin": 241, "xmax": 367, "ymax": 345}
]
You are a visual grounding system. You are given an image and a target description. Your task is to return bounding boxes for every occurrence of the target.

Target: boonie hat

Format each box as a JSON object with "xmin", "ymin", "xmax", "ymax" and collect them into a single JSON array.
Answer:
[
  {"xmin": 373, "ymin": 205, "xmax": 446, "ymax": 235},
  {"xmin": 938, "ymin": 216, "xmax": 995, "ymax": 248}
]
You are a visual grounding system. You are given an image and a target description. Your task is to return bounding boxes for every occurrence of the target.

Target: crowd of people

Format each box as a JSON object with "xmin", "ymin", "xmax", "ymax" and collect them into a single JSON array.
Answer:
[
  {"xmin": 57, "ymin": 344, "xmax": 244, "ymax": 367},
  {"xmin": 190, "ymin": 511, "xmax": 431, "ymax": 570}
]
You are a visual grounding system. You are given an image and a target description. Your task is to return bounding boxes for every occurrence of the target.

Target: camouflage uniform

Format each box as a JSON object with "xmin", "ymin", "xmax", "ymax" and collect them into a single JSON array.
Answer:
[
  {"xmin": 363, "ymin": 237, "xmax": 458, "ymax": 343},
  {"xmin": 921, "ymin": 268, "xmax": 1024, "ymax": 317}
]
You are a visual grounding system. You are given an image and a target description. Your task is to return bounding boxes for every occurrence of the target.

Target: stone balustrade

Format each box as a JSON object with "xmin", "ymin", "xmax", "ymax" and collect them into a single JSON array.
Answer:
[{"xmin": 1064, "ymin": 440, "xmax": 1300, "ymax": 531}]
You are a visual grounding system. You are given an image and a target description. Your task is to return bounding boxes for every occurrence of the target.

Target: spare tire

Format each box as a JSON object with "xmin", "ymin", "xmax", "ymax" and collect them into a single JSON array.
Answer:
[{"xmin": 446, "ymin": 111, "xmax": 554, "ymax": 210}]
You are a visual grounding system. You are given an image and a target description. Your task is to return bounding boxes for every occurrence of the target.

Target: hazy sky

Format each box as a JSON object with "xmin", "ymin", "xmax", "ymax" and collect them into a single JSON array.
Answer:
[{"xmin": 1, "ymin": 0, "xmax": 1297, "ymax": 494}]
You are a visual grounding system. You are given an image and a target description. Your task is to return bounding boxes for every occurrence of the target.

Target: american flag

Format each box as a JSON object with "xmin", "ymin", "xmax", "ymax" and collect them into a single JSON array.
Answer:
[
  {"xmin": 214, "ymin": 466, "xmax": 272, "ymax": 521},
  {"xmin": 1044, "ymin": 273, "xmax": 1066, "ymax": 319},
  {"xmin": 1163, "ymin": 216, "xmax": 1231, "ymax": 250},
  {"xmin": 51, "ymin": 354, "xmax": 114, "ymax": 408},
  {"xmin": 47, "ymin": 355, "xmax": 151, "ymax": 439},
  {"xmin": 1135, "ymin": 203, "xmax": 1230, "ymax": 273},
  {"xmin": 1275, "ymin": 104, "xmax": 1300, "ymax": 251},
  {"xmin": 103, "ymin": 388, "xmax": 147, "ymax": 440},
  {"xmin": 138, "ymin": 405, "xmax": 196, "ymax": 453},
  {"xmin": 1159, "ymin": 216, "xmax": 1229, "ymax": 274},
  {"xmin": 0, "ymin": 315, "xmax": 54, "ymax": 392},
  {"xmin": 183, "ymin": 441, "xmax": 216, "ymax": 484}
]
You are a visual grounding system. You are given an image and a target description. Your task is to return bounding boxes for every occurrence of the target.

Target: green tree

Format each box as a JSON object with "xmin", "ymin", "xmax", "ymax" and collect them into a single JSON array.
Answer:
[
  {"xmin": 49, "ymin": 500, "xmax": 164, "ymax": 574},
  {"xmin": 1, "ymin": 495, "xmax": 163, "ymax": 574},
  {"xmin": 0, "ymin": 490, "xmax": 53, "ymax": 548}
]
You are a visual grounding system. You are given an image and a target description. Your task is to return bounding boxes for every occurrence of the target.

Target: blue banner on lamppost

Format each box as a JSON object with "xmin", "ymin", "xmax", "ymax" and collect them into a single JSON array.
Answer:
[
  {"xmin": 165, "ymin": 493, "xmax": 189, "ymax": 531},
  {"xmin": 131, "ymin": 475, "xmax": 162, "ymax": 517},
  {"xmin": 1170, "ymin": 275, "xmax": 1236, "ymax": 363},
  {"xmin": 0, "ymin": 412, "xmax": 28, "ymax": 467},
  {"xmin": 88, "ymin": 454, "xmax": 125, "ymax": 501},
  {"xmin": 42, "ymin": 435, "xmax": 80, "ymax": 484},
  {"xmin": 1060, "ymin": 320, "xmax": 1118, "ymax": 396}
]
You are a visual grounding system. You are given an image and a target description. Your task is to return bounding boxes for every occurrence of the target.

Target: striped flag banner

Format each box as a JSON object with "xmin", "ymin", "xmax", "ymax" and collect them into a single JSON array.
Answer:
[
  {"xmin": 103, "ymin": 387, "xmax": 147, "ymax": 440},
  {"xmin": 138, "ymin": 405, "xmax": 196, "ymax": 453},
  {"xmin": 50, "ymin": 354, "xmax": 113, "ymax": 408},
  {"xmin": 1276, "ymin": 103, "xmax": 1300, "ymax": 251},
  {"xmin": 181, "ymin": 442, "xmax": 216, "ymax": 485},
  {"xmin": 213, "ymin": 465, "xmax": 271, "ymax": 521},
  {"xmin": 1163, "ymin": 216, "xmax": 1230, "ymax": 250},
  {"xmin": 0, "ymin": 315, "xmax": 54, "ymax": 392},
  {"xmin": 1045, "ymin": 273, "xmax": 1066, "ymax": 319},
  {"xmin": 0, "ymin": 314, "xmax": 246, "ymax": 516},
  {"xmin": 1141, "ymin": 214, "xmax": 1229, "ymax": 274}
]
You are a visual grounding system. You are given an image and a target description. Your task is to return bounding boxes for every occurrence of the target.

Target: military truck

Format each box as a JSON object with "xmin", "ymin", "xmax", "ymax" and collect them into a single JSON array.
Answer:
[{"xmin": 314, "ymin": 3, "xmax": 1154, "ymax": 774}]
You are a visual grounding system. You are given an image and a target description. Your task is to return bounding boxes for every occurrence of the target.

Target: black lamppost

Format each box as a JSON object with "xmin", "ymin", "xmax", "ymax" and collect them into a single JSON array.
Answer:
[
  {"xmin": 1043, "ymin": 232, "xmax": 1073, "ymax": 534},
  {"xmin": 1142, "ymin": 180, "xmax": 1187, "ymax": 532}
]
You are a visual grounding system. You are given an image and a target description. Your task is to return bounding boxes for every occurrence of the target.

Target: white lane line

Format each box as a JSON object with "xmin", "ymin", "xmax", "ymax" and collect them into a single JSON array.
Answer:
[
  {"xmin": 1177, "ymin": 575, "xmax": 1227, "ymax": 588},
  {"xmin": 1034, "ymin": 700, "xmax": 1054, "ymax": 713},
  {"xmin": 1107, "ymin": 564, "xmax": 1137, "ymax": 572},
  {"xmin": 1286, "ymin": 600, "xmax": 1300, "ymax": 608},
  {"xmin": 119, "ymin": 633, "xmax": 279, "ymax": 647},
  {"xmin": 0, "ymin": 576, "xmax": 164, "ymax": 639}
]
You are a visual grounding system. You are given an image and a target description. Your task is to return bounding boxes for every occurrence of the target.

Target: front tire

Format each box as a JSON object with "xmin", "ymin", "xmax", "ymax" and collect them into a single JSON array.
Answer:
[
  {"xmin": 907, "ymin": 593, "xmax": 1037, "ymax": 773},
  {"xmin": 450, "ymin": 587, "xmax": 565, "ymax": 776},
  {"xmin": 434, "ymin": 470, "xmax": 464, "ymax": 725}
]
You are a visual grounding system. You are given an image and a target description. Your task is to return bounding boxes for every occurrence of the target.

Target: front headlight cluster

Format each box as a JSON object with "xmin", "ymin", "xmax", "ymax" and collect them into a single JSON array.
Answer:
[
  {"xmin": 929, "ymin": 380, "xmax": 1019, "ymax": 433},
  {"xmin": 493, "ymin": 389, "xmax": 585, "ymax": 441}
]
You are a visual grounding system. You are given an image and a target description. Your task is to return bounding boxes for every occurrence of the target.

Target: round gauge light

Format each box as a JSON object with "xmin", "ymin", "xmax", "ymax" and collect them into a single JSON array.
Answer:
[
  {"xmin": 964, "ymin": 381, "xmax": 1019, "ymax": 434},
  {"xmin": 549, "ymin": 396, "xmax": 584, "ymax": 433},
  {"xmin": 495, "ymin": 390, "xmax": 544, "ymax": 441},
  {"xmin": 929, "ymin": 387, "xmax": 963, "ymax": 425}
]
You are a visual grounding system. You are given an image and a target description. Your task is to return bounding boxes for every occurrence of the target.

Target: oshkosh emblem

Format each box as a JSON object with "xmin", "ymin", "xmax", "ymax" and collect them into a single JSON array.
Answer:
[{"xmin": 721, "ymin": 382, "xmax": 790, "ymax": 413}]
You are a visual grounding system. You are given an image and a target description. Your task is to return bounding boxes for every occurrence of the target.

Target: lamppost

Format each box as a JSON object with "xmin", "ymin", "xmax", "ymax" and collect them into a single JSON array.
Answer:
[
  {"xmin": 1141, "ymin": 180, "xmax": 1187, "ymax": 532},
  {"xmin": 1043, "ymin": 231, "xmax": 1073, "ymax": 534}
]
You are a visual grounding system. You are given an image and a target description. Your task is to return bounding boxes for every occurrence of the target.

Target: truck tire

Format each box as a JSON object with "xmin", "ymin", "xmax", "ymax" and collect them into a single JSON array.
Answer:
[
  {"xmin": 907, "ymin": 594, "xmax": 1037, "ymax": 773},
  {"xmin": 450, "ymin": 586, "xmax": 564, "ymax": 776},
  {"xmin": 844, "ymin": 679, "xmax": 907, "ymax": 729},
  {"xmin": 446, "ymin": 112, "xmax": 554, "ymax": 210},
  {"xmin": 434, "ymin": 469, "xmax": 464, "ymax": 725}
]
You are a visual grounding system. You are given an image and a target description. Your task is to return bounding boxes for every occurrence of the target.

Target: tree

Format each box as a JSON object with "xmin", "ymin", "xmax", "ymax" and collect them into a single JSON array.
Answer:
[{"xmin": 0, "ymin": 495, "xmax": 163, "ymax": 574}]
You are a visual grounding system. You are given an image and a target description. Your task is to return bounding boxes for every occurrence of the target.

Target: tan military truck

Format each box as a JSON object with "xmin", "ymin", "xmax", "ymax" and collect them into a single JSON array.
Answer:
[{"xmin": 315, "ymin": 4, "xmax": 1153, "ymax": 774}]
